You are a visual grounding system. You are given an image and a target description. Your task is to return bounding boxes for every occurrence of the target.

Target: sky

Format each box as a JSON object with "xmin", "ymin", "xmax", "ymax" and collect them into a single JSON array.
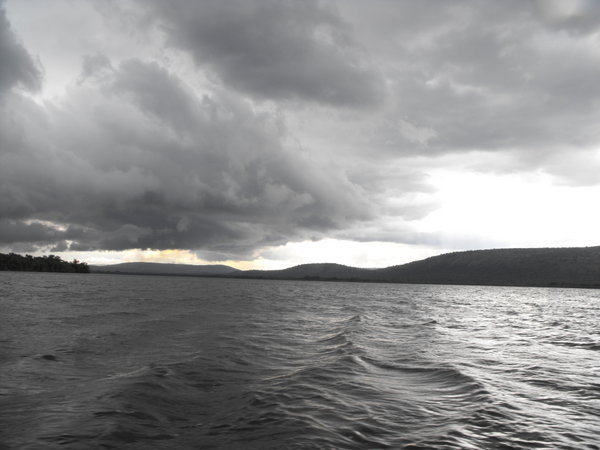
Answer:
[{"xmin": 1, "ymin": 0, "xmax": 600, "ymax": 270}]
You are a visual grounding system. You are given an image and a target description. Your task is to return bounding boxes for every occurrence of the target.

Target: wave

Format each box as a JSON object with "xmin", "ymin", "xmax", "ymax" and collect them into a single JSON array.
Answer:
[
  {"xmin": 48, "ymin": 312, "xmax": 489, "ymax": 449},
  {"xmin": 548, "ymin": 340, "xmax": 600, "ymax": 351}
]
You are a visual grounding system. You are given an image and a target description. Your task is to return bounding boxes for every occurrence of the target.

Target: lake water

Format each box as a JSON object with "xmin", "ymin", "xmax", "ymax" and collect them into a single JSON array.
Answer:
[{"xmin": 1, "ymin": 272, "xmax": 599, "ymax": 449}]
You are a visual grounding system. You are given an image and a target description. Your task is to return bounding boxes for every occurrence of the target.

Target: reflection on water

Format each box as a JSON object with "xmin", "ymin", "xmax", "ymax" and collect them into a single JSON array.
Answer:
[{"xmin": 1, "ymin": 272, "xmax": 599, "ymax": 449}]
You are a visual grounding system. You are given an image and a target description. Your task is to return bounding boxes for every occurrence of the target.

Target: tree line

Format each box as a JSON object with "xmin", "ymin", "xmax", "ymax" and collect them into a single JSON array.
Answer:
[{"xmin": 0, "ymin": 253, "xmax": 90, "ymax": 273}]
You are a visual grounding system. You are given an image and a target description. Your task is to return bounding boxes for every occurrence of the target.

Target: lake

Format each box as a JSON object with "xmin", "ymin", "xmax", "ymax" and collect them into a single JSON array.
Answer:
[{"xmin": 1, "ymin": 272, "xmax": 599, "ymax": 449}]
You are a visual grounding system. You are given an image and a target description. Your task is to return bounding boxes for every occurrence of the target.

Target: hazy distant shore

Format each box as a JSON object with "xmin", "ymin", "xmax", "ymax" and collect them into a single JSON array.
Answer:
[
  {"xmin": 4, "ymin": 246, "xmax": 598, "ymax": 289},
  {"xmin": 89, "ymin": 246, "xmax": 600, "ymax": 289}
]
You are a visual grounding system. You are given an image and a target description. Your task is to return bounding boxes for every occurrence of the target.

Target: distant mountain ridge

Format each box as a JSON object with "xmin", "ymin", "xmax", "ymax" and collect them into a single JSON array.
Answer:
[
  {"xmin": 90, "ymin": 262, "xmax": 239, "ymax": 276},
  {"xmin": 227, "ymin": 246, "xmax": 600, "ymax": 288},
  {"xmin": 239, "ymin": 263, "xmax": 375, "ymax": 281},
  {"xmin": 91, "ymin": 246, "xmax": 600, "ymax": 288}
]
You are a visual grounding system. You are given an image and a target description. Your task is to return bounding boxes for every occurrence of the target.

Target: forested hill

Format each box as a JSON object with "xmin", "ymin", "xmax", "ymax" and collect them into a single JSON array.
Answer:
[
  {"xmin": 90, "ymin": 262, "xmax": 239, "ymax": 276},
  {"xmin": 238, "ymin": 263, "xmax": 374, "ymax": 281},
  {"xmin": 376, "ymin": 246, "xmax": 600, "ymax": 287},
  {"xmin": 233, "ymin": 247, "xmax": 600, "ymax": 288},
  {"xmin": 0, "ymin": 253, "xmax": 90, "ymax": 273}
]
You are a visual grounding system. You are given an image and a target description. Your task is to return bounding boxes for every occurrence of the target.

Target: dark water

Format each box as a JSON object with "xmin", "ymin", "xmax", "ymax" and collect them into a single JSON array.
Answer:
[{"xmin": 1, "ymin": 272, "xmax": 599, "ymax": 449}]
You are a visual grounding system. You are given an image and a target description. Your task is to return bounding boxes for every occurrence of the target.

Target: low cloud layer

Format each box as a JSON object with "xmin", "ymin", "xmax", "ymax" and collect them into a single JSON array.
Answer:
[{"xmin": 1, "ymin": 48, "xmax": 372, "ymax": 257}]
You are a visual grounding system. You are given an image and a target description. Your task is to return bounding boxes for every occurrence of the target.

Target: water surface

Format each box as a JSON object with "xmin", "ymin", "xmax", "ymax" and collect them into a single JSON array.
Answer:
[{"xmin": 1, "ymin": 272, "xmax": 599, "ymax": 449}]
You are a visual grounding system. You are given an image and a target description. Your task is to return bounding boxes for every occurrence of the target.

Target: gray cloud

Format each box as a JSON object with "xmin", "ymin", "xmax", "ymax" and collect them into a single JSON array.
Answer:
[
  {"xmin": 340, "ymin": 0, "xmax": 600, "ymax": 183},
  {"xmin": 0, "ymin": 53, "xmax": 374, "ymax": 257},
  {"xmin": 3, "ymin": 0, "xmax": 600, "ymax": 259},
  {"xmin": 0, "ymin": 0, "xmax": 41, "ymax": 92},
  {"xmin": 535, "ymin": 0, "xmax": 600, "ymax": 34},
  {"xmin": 78, "ymin": 52, "xmax": 113, "ymax": 84},
  {"xmin": 0, "ymin": 219, "xmax": 64, "ymax": 244},
  {"xmin": 144, "ymin": 0, "xmax": 383, "ymax": 107}
]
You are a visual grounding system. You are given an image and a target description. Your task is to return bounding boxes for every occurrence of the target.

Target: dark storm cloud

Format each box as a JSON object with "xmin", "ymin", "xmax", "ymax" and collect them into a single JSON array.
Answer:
[
  {"xmin": 0, "ymin": 0, "xmax": 41, "ymax": 92},
  {"xmin": 0, "ymin": 219, "xmax": 64, "ymax": 244},
  {"xmin": 144, "ymin": 0, "xmax": 383, "ymax": 107},
  {"xmin": 0, "ymin": 52, "xmax": 373, "ymax": 256}
]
